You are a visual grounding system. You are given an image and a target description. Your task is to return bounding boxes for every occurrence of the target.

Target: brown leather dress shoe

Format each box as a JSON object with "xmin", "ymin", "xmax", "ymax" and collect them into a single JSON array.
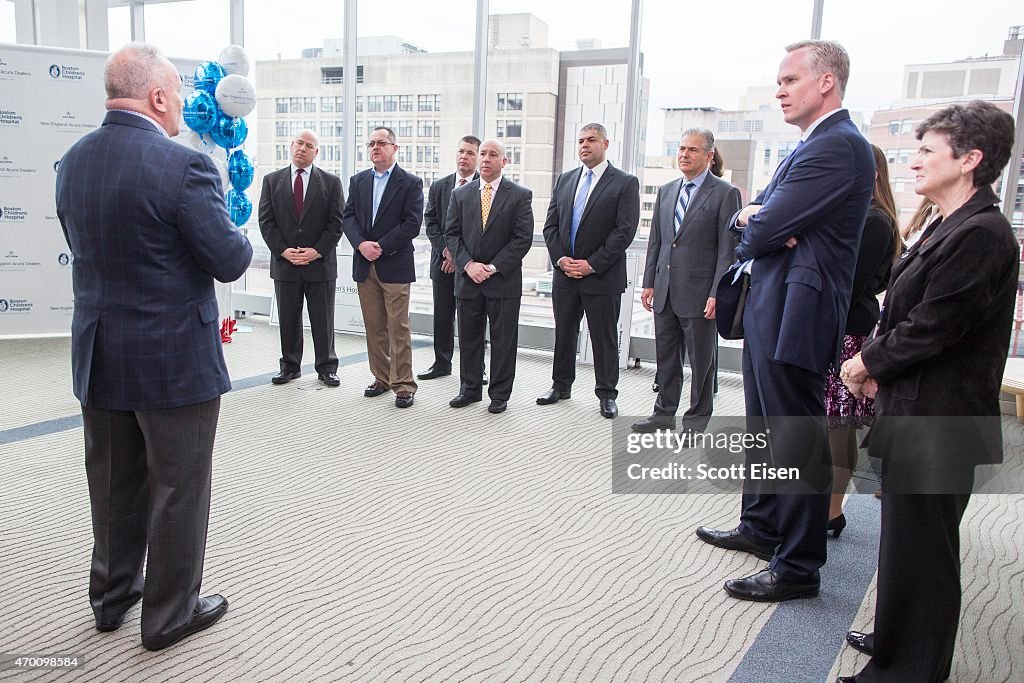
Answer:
[
  {"xmin": 364, "ymin": 380, "xmax": 388, "ymax": 397},
  {"xmin": 395, "ymin": 391, "xmax": 415, "ymax": 408}
]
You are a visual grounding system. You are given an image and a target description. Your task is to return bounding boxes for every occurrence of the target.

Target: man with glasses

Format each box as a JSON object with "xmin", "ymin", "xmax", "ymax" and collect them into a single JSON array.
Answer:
[{"xmin": 343, "ymin": 126, "xmax": 424, "ymax": 408}]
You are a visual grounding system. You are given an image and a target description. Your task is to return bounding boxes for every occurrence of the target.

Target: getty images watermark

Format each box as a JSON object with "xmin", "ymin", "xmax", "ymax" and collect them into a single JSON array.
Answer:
[
  {"xmin": 611, "ymin": 415, "xmax": 1023, "ymax": 496},
  {"xmin": 624, "ymin": 430, "xmax": 800, "ymax": 482}
]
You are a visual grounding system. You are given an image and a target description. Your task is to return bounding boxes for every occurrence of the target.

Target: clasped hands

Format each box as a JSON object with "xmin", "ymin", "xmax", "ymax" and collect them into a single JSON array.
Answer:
[
  {"xmin": 840, "ymin": 353, "xmax": 879, "ymax": 400},
  {"xmin": 282, "ymin": 247, "xmax": 321, "ymax": 265},
  {"xmin": 441, "ymin": 247, "xmax": 456, "ymax": 274},
  {"xmin": 559, "ymin": 257, "xmax": 593, "ymax": 279},
  {"xmin": 465, "ymin": 260, "xmax": 495, "ymax": 284},
  {"xmin": 357, "ymin": 241, "xmax": 383, "ymax": 262}
]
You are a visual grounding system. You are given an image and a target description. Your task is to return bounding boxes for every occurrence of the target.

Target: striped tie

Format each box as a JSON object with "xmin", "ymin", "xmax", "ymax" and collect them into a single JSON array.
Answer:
[
  {"xmin": 674, "ymin": 181, "xmax": 695, "ymax": 233},
  {"xmin": 481, "ymin": 182, "xmax": 492, "ymax": 230}
]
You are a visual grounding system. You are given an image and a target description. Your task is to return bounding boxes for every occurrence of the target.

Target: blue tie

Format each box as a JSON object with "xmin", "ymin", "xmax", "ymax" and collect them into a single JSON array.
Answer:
[
  {"xmin": 570, "ymin": 169, "xmax": 594, "ymax": 254},
  {"xmin": 372, "ymin": 169, "xmax": 390, "ymax": 223},
  {"xmin": 674, "ymin": 181, "xmax": 695, "ymax": 233}
]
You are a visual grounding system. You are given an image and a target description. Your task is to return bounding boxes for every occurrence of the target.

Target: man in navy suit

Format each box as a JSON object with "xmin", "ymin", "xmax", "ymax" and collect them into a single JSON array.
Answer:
[
  {"xmin": 343, "ymin": 126, "xmax": 423, "ymax": 408},
  {"xmin": 539, "ymin": 123, "xmax": 640, "ymax": 418},
  {"xmin": 417, "ymin": 135, "xmax": 480, "ymax": 381},
  {"xmin": 56, "ymin": 43, "xmax": 252, "ymax": 649},
  {"xmin": 259, "ymin": 129, "xmax": 345, "ymax": 387},
  {"xmin": 695, "ymin": 40, "xmax": 874, "ymax": 601}
]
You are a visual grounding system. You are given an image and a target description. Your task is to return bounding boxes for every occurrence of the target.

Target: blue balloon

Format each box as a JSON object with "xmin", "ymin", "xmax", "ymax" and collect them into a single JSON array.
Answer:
[
  {"xmin": 182, "ymin": 90, "xmax": 218, "ymax": 134},
  {"xmin": 227, "ymin": 150, "xmax": 254, "ymax": 191},
  {"xmin": 210, "ymin": 114, "xmax": 248, "ymax": 150},
  {"xmin": 194, "ymin": 60, "xmax": 225, "ymax": 96},
  {"xmin": 225, "ymin": 189, "xmax": 252, "ymax": 227}
]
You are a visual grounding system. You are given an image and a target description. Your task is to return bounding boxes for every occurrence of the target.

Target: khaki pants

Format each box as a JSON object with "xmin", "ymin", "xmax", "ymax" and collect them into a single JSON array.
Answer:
[{"xmin": 357, "ymin": 264, "xmax": 416, "ymax": 394}]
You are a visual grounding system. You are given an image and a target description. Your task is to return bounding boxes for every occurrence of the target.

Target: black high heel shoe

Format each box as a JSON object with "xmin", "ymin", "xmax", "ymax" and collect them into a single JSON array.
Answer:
[{"xmin": 827, "ymin": 514, "xmax": 847, "ymax": 538}]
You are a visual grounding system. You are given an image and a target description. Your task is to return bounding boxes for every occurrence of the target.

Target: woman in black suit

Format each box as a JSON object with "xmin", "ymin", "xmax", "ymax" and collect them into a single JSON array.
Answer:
[{"xmin": 835, "ymin": 101, "xmax": 1017, "ymax": 682}]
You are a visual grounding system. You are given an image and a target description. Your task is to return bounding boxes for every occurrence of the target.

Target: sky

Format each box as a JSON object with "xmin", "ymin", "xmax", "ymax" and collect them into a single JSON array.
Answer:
[{"xmin": 3, "ymin": 0, "xmax": 1021, "ymax": 154}]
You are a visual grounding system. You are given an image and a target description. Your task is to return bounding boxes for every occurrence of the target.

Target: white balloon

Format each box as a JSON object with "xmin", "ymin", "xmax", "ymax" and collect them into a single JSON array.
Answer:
[
  {"xmin": 218, "ymin": 45, "xmax": 250, "ymax": 76},
  {"xmin": 215, "ymin": 74, "xmax": 257, "ymax": 118}
]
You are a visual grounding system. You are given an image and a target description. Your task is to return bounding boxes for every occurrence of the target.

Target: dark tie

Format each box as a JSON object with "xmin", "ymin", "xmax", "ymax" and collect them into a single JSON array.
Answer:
[
  {"xmin": 293, "ymin": 168, "xmax": 305, "ymax": 219},
  {"xmin": 458, "ymin": 178, "xmax": 468, "ymax": 186}
]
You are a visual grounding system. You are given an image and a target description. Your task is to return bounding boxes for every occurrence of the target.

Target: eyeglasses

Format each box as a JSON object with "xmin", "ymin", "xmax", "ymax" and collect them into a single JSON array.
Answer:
[{"xmin": 366, "ymin": 140, "xmax": 394, "ymax": 149}]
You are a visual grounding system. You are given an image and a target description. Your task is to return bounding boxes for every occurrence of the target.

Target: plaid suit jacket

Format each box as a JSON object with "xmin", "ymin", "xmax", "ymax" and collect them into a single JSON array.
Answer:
[{"xmin": 56, "ymin": 111, "xmax": 253, "ymax": 410}]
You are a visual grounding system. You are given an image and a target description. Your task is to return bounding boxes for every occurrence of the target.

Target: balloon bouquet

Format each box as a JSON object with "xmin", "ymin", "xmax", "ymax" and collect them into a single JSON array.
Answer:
[{"xmin": 177, "ymin": 45, "xmax": 257, "ymax": 343}]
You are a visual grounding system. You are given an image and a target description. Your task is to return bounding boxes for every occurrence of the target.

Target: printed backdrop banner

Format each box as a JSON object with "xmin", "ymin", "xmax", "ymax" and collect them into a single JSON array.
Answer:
[{"xmin": 0, "ymin": 43, "xmax": 204, "ymax": 339}]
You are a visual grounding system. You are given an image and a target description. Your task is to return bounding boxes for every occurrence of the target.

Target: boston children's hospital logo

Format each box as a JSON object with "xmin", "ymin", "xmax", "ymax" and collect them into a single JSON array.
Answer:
[{"xmin": 49, "ymin": 64, "xmax": 84, "ymax": 81}]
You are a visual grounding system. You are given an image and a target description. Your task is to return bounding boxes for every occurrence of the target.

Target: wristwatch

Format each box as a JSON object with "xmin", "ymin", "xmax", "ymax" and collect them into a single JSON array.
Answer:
[{"xmin": 486, "ymin": 264, "xmax": 497, "ymax": 274}]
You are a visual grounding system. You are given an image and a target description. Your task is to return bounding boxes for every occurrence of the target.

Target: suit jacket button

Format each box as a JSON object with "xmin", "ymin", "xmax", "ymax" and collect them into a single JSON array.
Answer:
[
  {"xmin": 666, "ymin": 265, "xmax": 670, "ymax": 269},
  {"xmin": 672, "ymin": 243, "xmax": 676, "ymax": 248}
]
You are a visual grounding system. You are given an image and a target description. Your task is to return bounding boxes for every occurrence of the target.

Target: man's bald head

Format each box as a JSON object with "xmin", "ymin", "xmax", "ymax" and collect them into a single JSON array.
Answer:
[
  {"xmin": 104, "ymin": 43, "xmax": 183, "ymax": 136},
  {"xmin": 477, "ymin": 138, "xmax": 507, "ymax": 183}
]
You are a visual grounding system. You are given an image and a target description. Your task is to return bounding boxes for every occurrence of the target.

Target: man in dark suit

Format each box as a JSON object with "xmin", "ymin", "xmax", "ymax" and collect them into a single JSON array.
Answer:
[
  {"xmin": 259, "ymin": 129, "xmax": 344, "ymax": 387},
  {"xmin": 633, "ymin": 128, "xmax": 741, "ymax": 433},
  {"xmin": 343, "ymin": 126, "xmax": 423, "ymax": 408},
  {"xmin": 540, "ymin": 123, "xmax": 640, "ymax": 418},
  {"xmin": 444, "ymin": 139, "xmax": 533, "ymax": 414},
  {"xmin": 417, "ymin": 135, "xmax": 480, "ymax": 381},
  {"xmin": 695, "ymin": 40, "xmax": 874, "ymax": 601},
  {"xmin": 55, "ymin": 43, "xmax": 252, "ymax": 650}
]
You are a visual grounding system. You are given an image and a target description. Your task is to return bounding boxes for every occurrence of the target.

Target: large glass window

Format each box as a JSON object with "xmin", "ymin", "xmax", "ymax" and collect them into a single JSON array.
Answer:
[{"xmin": 498, "ymin": 93, "xmax": 523, "ymax": 111}]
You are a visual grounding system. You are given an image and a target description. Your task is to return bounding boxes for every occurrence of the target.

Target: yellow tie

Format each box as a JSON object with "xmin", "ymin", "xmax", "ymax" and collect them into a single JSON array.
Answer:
[{"xmin": 481, "ymin": 182, "xmax": 492, "ymax": 230}]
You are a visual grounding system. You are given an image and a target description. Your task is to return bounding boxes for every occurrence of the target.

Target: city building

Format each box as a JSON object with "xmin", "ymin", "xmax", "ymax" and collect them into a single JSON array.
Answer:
[
  {"xmin": 253, "ymin": 12, "xmax": 648, "ymax": 295},
  {"xmin": 866, "ymin": 25, "xmax": 1023, "ymax": 230}
]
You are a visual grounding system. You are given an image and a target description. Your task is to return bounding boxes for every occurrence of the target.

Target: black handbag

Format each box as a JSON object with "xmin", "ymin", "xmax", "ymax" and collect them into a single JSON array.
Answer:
[{"xmin": 715, "ymin": 263, "xmax": 749, "ymax": 340}]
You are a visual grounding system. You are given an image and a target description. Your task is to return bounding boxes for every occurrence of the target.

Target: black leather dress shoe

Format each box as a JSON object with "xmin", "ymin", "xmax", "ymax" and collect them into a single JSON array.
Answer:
[
  {"xmin": 318, "ymin": 372, "xmax": 340, "ymax": 387},
  {"xmin": 449, "ymin": 394, "xmax": 482, "ymax": 408},
  {"xmin": 836, "ymin": 677, "xmax": 858, "ymax": 682},
  {"xmin": 600, "ymin": 398, "xmax": 618, "ymax": 418},
  {"xmin": 632, "ymin": 415, "xmax": 675, "ymax": 432},
  {"xmin": 724, "ymin": 568, "xmax": 819, "ymax": 602},
  {"xmin": 141, "ymin": 594, "xmax": 228, "ymax": 651},
  {"xmin": 488, "ymin": 399, "xmax": 507, "ymax": 413},
  {"xmin": 96, "ymin": 594, "xmax": 142, "ymax": 632},
  {"xmin": 271, "ymin": 370, "xmax": 301, "ymax": 385},
  {"xmin": 364, "ymin": 380, "xmax": 388, "ymax": 397},
  {"xmin": 417, "ymin": 366, "xmax": 451, "ymax": 380},
  {"xmin": 846, "ymin": 630, "xmax": 874, "ymax": 656},
  {"xmin": 537, "ymin": 387, "xmax": 571, "ymax": 405},
  {"xmin": 695, "ymin": 526, "xmax": 775, "ymax": 561},
  {"xmin": 395, "ymin": 391, "xmax": 415, "ymax": 408}
]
